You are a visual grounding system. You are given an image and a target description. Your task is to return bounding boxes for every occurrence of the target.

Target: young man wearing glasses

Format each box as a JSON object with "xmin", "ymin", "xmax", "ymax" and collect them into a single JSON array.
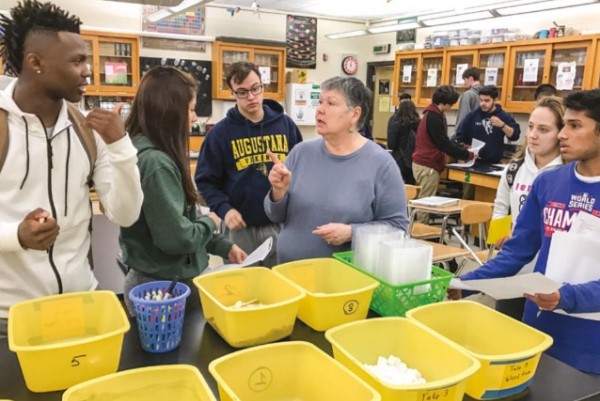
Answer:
[{"xmin": 195, "ymin": 61, "xmax": 302, "ymax": 266}]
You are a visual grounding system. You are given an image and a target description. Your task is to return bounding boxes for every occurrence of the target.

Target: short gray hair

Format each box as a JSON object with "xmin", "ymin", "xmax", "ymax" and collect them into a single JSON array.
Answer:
[{"xmin": 320, "ymin": 76, "xmax": 372, "ymax": 130}]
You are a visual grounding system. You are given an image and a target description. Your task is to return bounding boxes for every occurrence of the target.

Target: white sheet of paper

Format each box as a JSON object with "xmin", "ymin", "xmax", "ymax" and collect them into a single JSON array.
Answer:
[
  {"xmin": 556, "ymin": 61, "xmax": 576, "ymax": 90},
  {"xmin": 450, "ymin": 273, "xmax": 560, "ymax": 300},
  {"xmin": 545, "ymin": 229, "xmax": 600, "ymax": 320},
  {"xmin": 455, "ymin": 63, "xmax": 468, "ymax": 85},
  {"xmin": 426, "ymin": 68, "xmax": 438, "ymax": 87},
  {"xmin": 570, "ymin": 211, "xmax": 600, "ymax": 236},
  {"xmin": 402, "ymin": 65, "xmax": 412, "ymax": 83},
  {"xmin": 446, "ymin": 138, "xmax": 485, "ymax": 168},
  {"xmin": 200, "ymin": 237, "xmax": 273, "ymax": 275},
  {"xmin": 523, "ymin": 58, "xmax": 539, "ymax": 83},
  {"xmin": 484, "ymin": 67, "xmax": 498, "ymax": 86}
]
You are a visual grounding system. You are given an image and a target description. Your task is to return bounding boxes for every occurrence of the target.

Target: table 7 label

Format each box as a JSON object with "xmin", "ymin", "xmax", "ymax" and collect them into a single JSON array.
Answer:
[{"xmin": 417, "ymin": 386, "xmax": 456, "ymax": 401}]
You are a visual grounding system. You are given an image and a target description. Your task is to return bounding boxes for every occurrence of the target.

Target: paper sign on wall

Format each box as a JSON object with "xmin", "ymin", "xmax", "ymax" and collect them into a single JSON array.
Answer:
[
  {"xmin": 455, "ymin": 63, "xmax": 468, "ymax": 85},
  {"xmin": 484, "ymin": 67, "xmax": 498, "ymax": 86},
  {"xmin": 378, "ymin": 96, "xmax": 391, "ymax": 112},
  {"xmin": 556, "ymin": 61, "xmax": 576, "ymax": 90},
  {"xmin": 259, "ymin": 66, "xmax": 271, "ymax": 84},
  {"xmin": 402, "ymin": 65, "xmax": 412, "ymax": 83},
  {"xmin": 523, "ymin": 58, "xmax": 539, "ymax": 83},
  {"xmin": 104, "ymin": 61, "xmax": 128, "ymax": 84},
  {"xmin": 426, "ymin": 68, "xmax": 438, "ymax": 87}
]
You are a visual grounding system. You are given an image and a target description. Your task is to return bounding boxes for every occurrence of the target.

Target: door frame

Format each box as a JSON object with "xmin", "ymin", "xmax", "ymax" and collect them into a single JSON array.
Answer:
[{"xmin": 366, "ymin": 61, "xmax": 395, "ymax": 137}]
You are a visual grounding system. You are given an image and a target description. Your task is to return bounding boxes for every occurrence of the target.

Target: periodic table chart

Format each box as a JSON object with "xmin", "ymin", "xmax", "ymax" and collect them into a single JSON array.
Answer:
[{"xmin": 142, "ymin": 5, "xmax": 205, "ymax": 35}]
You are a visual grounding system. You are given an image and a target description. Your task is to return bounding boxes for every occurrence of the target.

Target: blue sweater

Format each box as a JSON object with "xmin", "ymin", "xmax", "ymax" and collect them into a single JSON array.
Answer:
[
  {"xmin": 461, "ymin": 163, "xmax": 600, "ymax": 373},
  {"xmin": 455, "ymin": 104, "xmax": 520, "ymax": 163},
  {"xmin": 195, "ymin": 100, "xmax": 302, "ymax": 227},
  {"xmin": 264, "ymin": 138, "xmax": 409, "ymax": 263}
]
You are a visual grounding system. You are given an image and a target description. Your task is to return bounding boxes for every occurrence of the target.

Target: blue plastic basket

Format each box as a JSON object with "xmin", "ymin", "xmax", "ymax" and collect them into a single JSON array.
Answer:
[{"xmin": 128, "ymin": 281, "xmax": 190, "ymax": 353}]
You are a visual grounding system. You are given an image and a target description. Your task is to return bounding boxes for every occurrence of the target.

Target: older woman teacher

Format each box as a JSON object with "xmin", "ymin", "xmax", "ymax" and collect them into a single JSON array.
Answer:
[{"xmin": 264, "ymin": 76, "xmax": 409, "ymax": 263}]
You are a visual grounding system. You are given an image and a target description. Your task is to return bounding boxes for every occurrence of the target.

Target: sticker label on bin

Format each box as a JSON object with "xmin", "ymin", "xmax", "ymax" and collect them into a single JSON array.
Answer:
[
  {"xmin": 499, "ymin": 356, "xmax": 536, "ymax": 388},
  {"xmin": 417, "ymin": 386, "xmax": 456, "ymax": 400}
]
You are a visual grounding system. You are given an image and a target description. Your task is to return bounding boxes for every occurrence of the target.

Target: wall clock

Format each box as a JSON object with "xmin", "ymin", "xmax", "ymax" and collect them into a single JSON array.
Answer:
[{"xmin": 341, "ymin": 55, "xmax": 358, "ymax": 75}]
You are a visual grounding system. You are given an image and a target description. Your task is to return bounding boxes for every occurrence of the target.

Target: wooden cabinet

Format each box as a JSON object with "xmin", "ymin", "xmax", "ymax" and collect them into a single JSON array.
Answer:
[
  {"xmin": 392, "ymin": 50, "xmax": 443, "ymax": 107},
  {"xmin": 506, "ymin": 40, "xmax": 594, "ymax": 112},
  {"xmin": 212, "ymin": 41, "xmax": 286, "ymax": 101},
  {"xmin": 81, "ymin": 31, "xmax": 140, "ymax": 96},
  {"xmin": 393, "ymin": 34, "xmax": 600, "ymax": 113},
  {"xmin": 594, "ymin": 40, "xmax": 600, "ymax": 89},
  {"xmin": 477, "ymin": 48, "xmax": 508, "ymax": 103}
]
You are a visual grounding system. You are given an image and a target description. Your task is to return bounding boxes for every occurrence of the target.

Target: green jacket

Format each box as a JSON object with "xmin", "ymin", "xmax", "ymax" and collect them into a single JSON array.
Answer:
[{"xmin": 120, "ymin": 135, "xmax": 233, "ymax": 280}]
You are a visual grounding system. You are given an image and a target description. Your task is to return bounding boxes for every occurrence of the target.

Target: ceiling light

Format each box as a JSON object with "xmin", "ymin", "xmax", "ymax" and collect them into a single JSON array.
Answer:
[
  {"xmin": 494, "ymin": 0, "xmax": 598, "ymax": 16},
  {"xmin": 326, "ymin": 29, "xmax": 368, "ymax": 39},
  {"xmin": 368, "ymin": 21, "xmax": 422, "ymax": 34},
  {"xmin": 146, "ymin": 0, "xmax": 212, "ymax": 23},
  {"xmin": 421, "ymin": 10, "xmax": 494, "ymax": 26}
]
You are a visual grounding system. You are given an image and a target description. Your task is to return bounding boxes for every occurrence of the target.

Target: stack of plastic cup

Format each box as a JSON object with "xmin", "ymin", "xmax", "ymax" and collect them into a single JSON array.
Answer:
[
  {"xmin": 352, "ymin": 225, "xmax": 405, "ymax": 275},
  {"xmin": 378, "ymin": 239, "xmax": 433, "ymax": 293}
]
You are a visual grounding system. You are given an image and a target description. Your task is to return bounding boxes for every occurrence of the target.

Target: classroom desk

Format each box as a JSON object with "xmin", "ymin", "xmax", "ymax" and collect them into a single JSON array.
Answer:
[
  {"xmin": 447, "ymin": 163, "xmax": 504, "ymax": 203},
  {"xmin": 408, "ymin": 199, "xmax": 493, "ymax": 243},
  {"xmin": 3, "ymin": 300, "xmax": 600, "ymax": 401}
]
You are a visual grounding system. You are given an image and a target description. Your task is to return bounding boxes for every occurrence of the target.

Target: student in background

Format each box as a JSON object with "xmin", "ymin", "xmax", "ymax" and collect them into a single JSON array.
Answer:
[
  {"xmin": 411, "ymin": 85, "xmax": 475, "ymax": 223},
  {"xmin": 491, "ymin": 96, "xmax": 564, "ymax": 319},
  {"xmin": 455, "ymin": 67, "xmax": 482, "ymax": 130},
  {"xmin": 195, "ymin": 62, "xmax": 302, "ymax": 267},
  {"xmin": 455, "ymin": 85, "xmax": 521, "ymax": 164},
  {"xmin": 0, "ymin": 0, "xmax": 143, "ymax": 335},
  {"xmin": 535, "ymin": 83, "xmax": 558, "ymax": 101},
  {"xmin": 451, "ymin": 89, "xmax": 600, "ymax": 375},
  {"xmin": 387, "ymin": 99, "xmax": 420, "ymax": 184},
  {"xmin": 265, "ymin": 77, "xmax": 408, "ymax": 263},
  {"xmin": 399, "ymin": 92, "xmax": 412, "ymax": 103},
  {"xmin": 120, "ymin": 66, "xmax": 246, "ymax": 316}
]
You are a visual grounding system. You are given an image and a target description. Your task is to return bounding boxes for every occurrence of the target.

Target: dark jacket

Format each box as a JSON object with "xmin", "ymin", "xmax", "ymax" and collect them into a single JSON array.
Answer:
[
  {"xmin": 412, "ymin": 103, "xmax": 472, "ymax": 173},
  {"xmin": 387, "ymin": 118, "xmax": 419, "ymax": 184},
  {"xmin": 120, "ymin": 135, "xmax": 233, "ymax": 280},
  {"xmin": 455, "ymin": 104, "xmax": 521, "ymax": 163},
  {"xmin": 195, "ymin": 99, "xmax": 303, "ymax": 227}
]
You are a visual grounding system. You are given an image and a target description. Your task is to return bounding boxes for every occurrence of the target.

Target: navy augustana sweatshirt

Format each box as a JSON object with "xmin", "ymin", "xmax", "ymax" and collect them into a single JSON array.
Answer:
[
  {"xmin": 195, "ymin": 99, "xmax": 303, "ymax": 227},
  {"xmin": 455, "ymin": 104, "xmax": 520, "ymax": 163}
]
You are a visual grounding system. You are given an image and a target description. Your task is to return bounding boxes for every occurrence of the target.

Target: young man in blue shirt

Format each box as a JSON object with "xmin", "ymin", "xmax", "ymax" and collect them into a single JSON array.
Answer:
[{"xmin": 453, "ymin": 89, "xmax": 600, "ymax": 374}]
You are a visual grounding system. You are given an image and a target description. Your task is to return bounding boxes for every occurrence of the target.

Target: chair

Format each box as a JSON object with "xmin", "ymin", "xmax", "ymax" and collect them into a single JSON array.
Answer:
[
  {"xmin": 405, "ymin": 185, "xmax": 444, "ymax": 242},
  {"xmin": 453, "ymin": 203, "xmax": 497, "ymax": 274}
]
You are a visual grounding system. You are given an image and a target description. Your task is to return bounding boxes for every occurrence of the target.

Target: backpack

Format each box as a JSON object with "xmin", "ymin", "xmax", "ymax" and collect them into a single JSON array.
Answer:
[
  {"xmin": 505, "ymin": 158, "xmax": 525, "ymax": 189},
  {"xmin": 0, "ymin": 102, "xmax": 97, "ymax": 186}
]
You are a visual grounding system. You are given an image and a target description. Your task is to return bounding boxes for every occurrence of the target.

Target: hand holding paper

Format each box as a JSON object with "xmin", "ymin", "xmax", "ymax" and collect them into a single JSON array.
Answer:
[{"xmin": 201, "ymin": 237, "xmax": 273, "ymax": 275}]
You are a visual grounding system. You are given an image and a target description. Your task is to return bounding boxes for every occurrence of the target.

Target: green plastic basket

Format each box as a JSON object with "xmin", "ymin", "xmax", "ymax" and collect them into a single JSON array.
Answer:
[{"xmin": 333, "ymin": 251, "xmax": 453, "ymax": 317}]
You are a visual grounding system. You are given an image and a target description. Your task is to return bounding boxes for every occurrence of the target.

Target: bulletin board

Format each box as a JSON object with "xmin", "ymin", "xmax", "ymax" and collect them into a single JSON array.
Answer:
[{"xmin": 139, "ymin": 57, "xmax": 212, "ymax": 117}]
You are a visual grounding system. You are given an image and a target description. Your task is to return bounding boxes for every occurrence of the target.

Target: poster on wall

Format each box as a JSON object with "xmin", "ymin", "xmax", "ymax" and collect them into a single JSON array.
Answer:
[
  {"xmin": 286, "ymin": 15, "xmax": 317, "ymax": 69},
  {"xmin": 143, "ymin": 5, "xmax": 205, "ymax": 36},
  {"xmin": 139, "ymin": 57, "xmax": 212, "ymax": 117}
]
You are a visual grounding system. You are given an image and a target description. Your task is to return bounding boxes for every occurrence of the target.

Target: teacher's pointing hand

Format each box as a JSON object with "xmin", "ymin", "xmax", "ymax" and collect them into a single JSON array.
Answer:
[{"xmin": 267, "ymin": 150, "xmax": 291, "ymax": 202}]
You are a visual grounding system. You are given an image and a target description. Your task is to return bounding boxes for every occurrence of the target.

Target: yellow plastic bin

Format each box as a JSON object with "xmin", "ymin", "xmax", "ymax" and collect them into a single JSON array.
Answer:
[
  {"xmin": 193, "ymin": 267, "xmax": 304, "ymax": 348},
  {"xmin": 273, "ymin": 258, "xmax": 379, "ymax": 331},
  {"xmin": 209, "ymin": 341, "xmax": 381, "ymax": 401},
  {"xmin": 406, "ymin": 300, "xmax": 554, "ymax": 400},
  {"xmin": 62, "ymin": 365, "xmax": 216, "ymax": 401},
  {"xmin": 8, "ymin": 291, "xmax": 130, "ymax": 392},
  {"xmin": 325, "ymin": 317, "xmax": 480, "ymax": 401}
]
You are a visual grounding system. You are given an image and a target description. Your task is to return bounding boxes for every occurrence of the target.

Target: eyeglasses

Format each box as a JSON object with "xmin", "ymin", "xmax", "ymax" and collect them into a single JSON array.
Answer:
[{"xmin": 232, "ymin": 84, "xmax": 264, "ymax": 99}]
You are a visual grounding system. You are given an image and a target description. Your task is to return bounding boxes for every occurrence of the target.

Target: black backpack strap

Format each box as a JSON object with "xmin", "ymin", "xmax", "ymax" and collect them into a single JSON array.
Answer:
[{"xmin": 506, "ymin": 158, "xmax": 525, "ymax": 189}]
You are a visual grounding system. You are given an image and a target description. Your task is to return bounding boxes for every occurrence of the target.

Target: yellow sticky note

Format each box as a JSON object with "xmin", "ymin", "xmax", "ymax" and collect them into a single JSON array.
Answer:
[{"xmin": 487, "ymin": 215, "xmax": 512, "ymax": 245}]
